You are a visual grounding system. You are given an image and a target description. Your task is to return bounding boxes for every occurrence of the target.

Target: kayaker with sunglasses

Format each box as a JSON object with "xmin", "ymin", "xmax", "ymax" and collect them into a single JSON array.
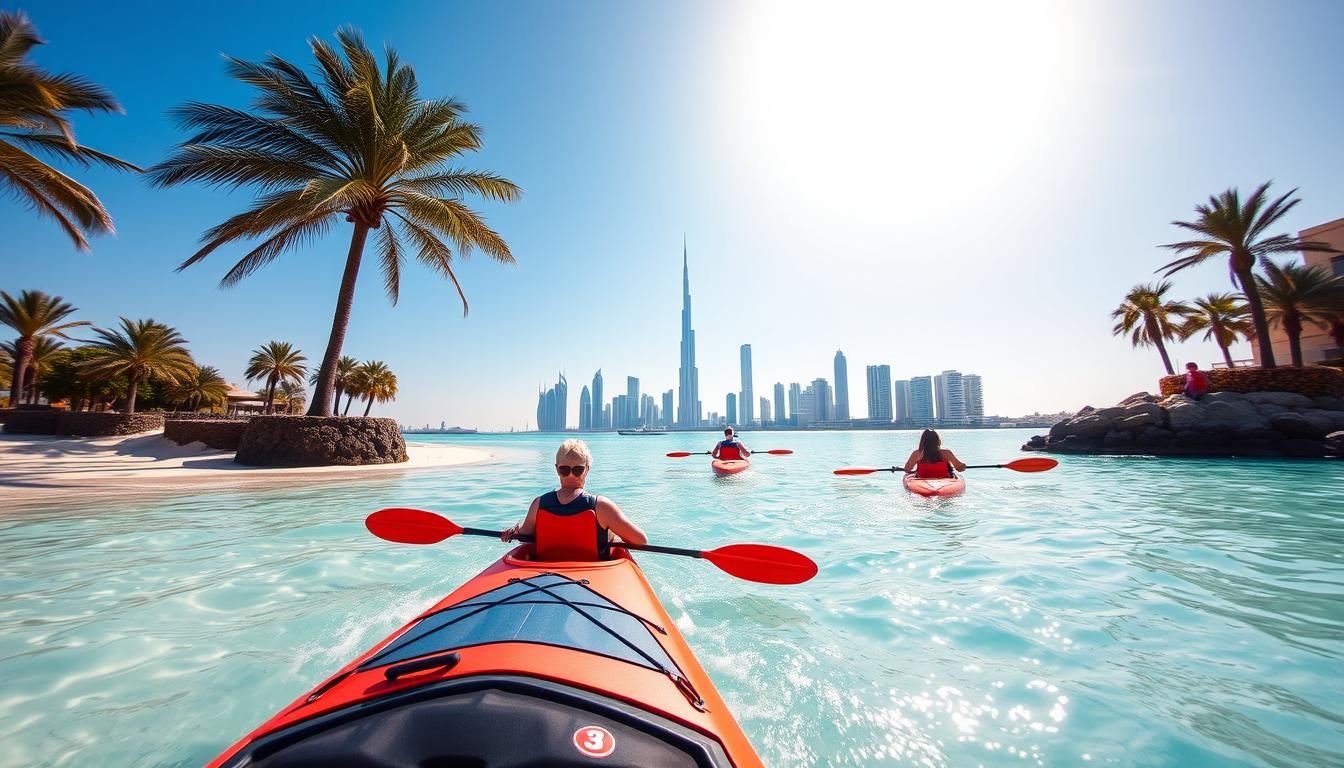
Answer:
[
  {"xmin": 712, "ymin": 427, "xmax": 751, "ymax": 461},
  {"xmin": 501, "ymin": 439, "xmax": 648, "ymax": 560}
]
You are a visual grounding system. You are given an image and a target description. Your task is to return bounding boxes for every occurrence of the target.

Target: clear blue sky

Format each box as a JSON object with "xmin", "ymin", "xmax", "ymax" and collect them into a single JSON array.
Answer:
[{"xmin": 3, "ymin": 0, "xmax": 1341, "ymax": 430}]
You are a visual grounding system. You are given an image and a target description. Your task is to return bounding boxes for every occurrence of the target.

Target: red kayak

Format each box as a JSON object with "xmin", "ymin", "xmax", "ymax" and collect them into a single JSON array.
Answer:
[
  {"xmin": 902, "ymin": 473, "xmax": 966, "ymax": 497},
  {"xmin": 207, "ymin": 545, "xmax": 765, "ymax": 768},
  {"xmin": 711, "ymin": 458, "xmax": 750, "ymax": 476}
]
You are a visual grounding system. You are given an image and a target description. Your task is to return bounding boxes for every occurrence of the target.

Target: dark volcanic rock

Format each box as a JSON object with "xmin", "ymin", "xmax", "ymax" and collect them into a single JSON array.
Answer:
[
  {"xmin": 1269, "ymin": 412, "xmax": 1323, "ymax": 439},
  {"xmin": 235, "ymin": 416, "xmax": 409, "ymax": 467}
]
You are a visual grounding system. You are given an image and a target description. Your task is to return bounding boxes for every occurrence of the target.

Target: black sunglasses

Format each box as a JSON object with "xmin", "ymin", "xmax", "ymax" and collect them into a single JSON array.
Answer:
[{"xmin": 556, "ymin": 465, "xmax": 587, "ymax": 477}]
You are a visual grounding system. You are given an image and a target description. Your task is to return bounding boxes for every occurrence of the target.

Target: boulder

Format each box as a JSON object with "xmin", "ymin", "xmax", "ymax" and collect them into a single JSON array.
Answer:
[
  {"xmin": 1133, "ymin": 427, "xmax": 1175, "ymax": 448},
  {"xmin": 1298, "ymin": 409, "xmax": 1344, "ymax": 432},
  {"xmin": 1116, "ymin": 402, "xmax": 1165, "ymax": 429},
  {"xmin": 1244, "ymin": 391, "xmax": 1315, "ymax": 409},
  {"xmin": 1050, "ymin": 412, "xmax": 1116, "ymax": 441},
  {"xmin": 1253, "ymin": 402, "xmax": 1289, "ymax": 416},
  {"xmin": 1172, "ymin": 399, "xmax": 1268, "ymax": 434},
  {"xmin": 1102, "ymin": 430, "xmax": 1134, "ymax": 450},
  {"xmin": 1281, "ymin": 438, "xmax": 1331, "ymax": 458},
  {"xmin": 1228, "ymin": 438, "xmax": 1284, "ymax": 457},
  {"xmin": 1326, "ymin": 431, "xmax": 1344, "ymax": 457},
  {"xmin": 1118, "ymin": 392, "xmax": 1158, "ymax": 407},
  {"xmin": 1050, "ymin": 434, "xmax": 1102, "ymax": 453},
  {"xmin": 235, "ymin": 416, "xmax": 409, "ymax": 467},
  {"xmin": 1270, "ymin": 412, "xmax": 1321, "ymax": 439},
  {"xmin": 1022, "ymin": 434, "xmax": 1048, "ymax": 451},
  {"xmin": 1313, "ymin": 396, "xmax": 1344, "ymax": 411},
  {"xmin": 1202, "ymin": 391, "xmax": 1246, "ymax": 404}
]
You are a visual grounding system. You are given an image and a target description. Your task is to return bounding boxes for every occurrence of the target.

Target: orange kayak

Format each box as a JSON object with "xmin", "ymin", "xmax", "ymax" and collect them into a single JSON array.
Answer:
[
  {"xmin": 902, "ymin": 473, "xmax": 966, "ymax": 497},
  {"xmin": 208, "ymin": 545, "xmax": 764, "ymax": 768},
  {"xmin": 711, "ymin": 458, "xmax": 750, "ymax": 476}
]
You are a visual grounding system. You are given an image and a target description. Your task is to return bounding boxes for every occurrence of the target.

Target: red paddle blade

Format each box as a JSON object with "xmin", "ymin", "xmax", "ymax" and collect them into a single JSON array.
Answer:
[
  {"xmin": 833, "ymin": 467, "xmax": 886, "ymax": 475},
  {"xmin": 702, "ymin": 544, "xmax": 818, "ymax": 585},
  {"xmin": 366, "ymin": 507, "xmax": 462, "ymax": 544},
  {"xmin": 760, "ymin": 449, "xmax": 793, "ymax": 455},
  {"xmin": 1004, "ymin": 457, "xmax": 1058, "ymax": 472},
  {"xmin": 666, "ymin": 452, "xmax": 695, "ymax": 458}
]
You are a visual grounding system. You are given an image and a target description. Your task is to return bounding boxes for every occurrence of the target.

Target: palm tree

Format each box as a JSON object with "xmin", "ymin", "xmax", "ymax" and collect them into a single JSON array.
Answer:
[
  {"xmin": 0, "ymin": 290, "xmax": 89, "ymax": 406},
  {"xmin": 81, "ymin": 318, "xmax": 195, "ymax": 413},
  {"xmin": 1181, "ymin": 293, "xmax": 1254, "ymax": 368},
  {"xmin": 0, "ymin": 11, "xmax": 141, "ymax": 250},
  {"xmin": 276, "ymin": 380, "xmax": 307, "ymax": 414},
  {"xmin": 309, "ymin": 354, "xmax": 358, "ymax": 413},
  {"xmin": 147, "ymin": 27, "xmax": 520, "ymax": 417},
  {"xmin": 1254, "ymin": 261, "xmax": 1344, "ymax": 367},
  {"xmin": 355, "ymin": 360, "xmax": 397, "ymax": 416},
  {"xmin": 245, "ymin": 341, "xmax": 307, "ymax": 414},
  {"xmin": 0, "ymin": 344, "xmax": 10, "ymax": 393},
  {"xmin": 166, "ymin": 364, "xmax": 229, "ymax": 412},
  {"xmin": 2, "ymin": 335, "xmax": 63, "ymax": 402},
  {"xmin": 1112, "ymin": 282, "xmax": 1193, "ymax": 375},
  {"xmin": 342, "ymin": 364, "xmax": 369, "ymax": 415},
  {"xmin": 1159, "ymin": 182, "xmax": 1339, "ymax": 368}
]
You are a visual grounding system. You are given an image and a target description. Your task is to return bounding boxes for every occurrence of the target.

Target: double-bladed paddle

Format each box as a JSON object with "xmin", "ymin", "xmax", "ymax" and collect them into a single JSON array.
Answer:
[
  {"xmin": 366, "ymin": 507, "xmax": 818, "ymax": 585},
  {"xmin": 666, "ymin": 449, "xmax": 794, "ymax": 457},
  {"xmin": 832, "ymin": 457, "xmax": 1059, "ymax": 475}
]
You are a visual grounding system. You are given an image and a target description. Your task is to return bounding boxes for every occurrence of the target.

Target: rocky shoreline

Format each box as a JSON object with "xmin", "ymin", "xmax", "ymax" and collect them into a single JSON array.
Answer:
[{"xmin": 1023, "ymin": 391, "xmax": 1344, "ymax": 458}]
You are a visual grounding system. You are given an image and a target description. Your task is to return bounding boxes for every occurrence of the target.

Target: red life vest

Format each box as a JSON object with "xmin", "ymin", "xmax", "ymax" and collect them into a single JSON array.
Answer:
[
  {"xmin": 534, "ymin": 490, "xmax": 609, "ymax": 561},
  {"xmin": 1186, "ymin": 370, "xmax": 1208, "ymax": 391},
  {"xmin": 716, "ymin": 440, "xmax": 743, "ymax": 460},
  {"xmin": 917, "ymin": 460, "xmax": 952, "ymax": 479}
]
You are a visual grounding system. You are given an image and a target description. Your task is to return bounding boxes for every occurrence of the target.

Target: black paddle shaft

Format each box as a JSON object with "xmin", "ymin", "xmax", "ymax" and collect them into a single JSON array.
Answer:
[{"xmin": 460, "ymin": 527, "xmax": 703, "ymax": 559}]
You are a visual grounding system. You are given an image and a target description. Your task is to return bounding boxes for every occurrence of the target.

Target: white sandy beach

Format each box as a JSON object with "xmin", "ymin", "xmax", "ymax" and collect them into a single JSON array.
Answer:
[{"xmin": 0, "ymin": 430, "xmax": 490, "ymax": 508}]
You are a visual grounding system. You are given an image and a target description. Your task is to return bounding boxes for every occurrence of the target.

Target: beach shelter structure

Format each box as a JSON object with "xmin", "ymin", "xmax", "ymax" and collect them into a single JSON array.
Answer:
[{"xmin": 225, "ymin": 383, "xmax": 265, "ymax": 416}]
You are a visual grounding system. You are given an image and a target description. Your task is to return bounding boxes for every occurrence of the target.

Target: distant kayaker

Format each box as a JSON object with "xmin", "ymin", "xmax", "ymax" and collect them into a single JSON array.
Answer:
[
  {"xmin": 712, "ymin": 427, "xmax": 751, "ymax": 460},
  {"xmin": 1183, "ymin": 362, "xmax": 1209, "ymax": 401},
  {"xmin": 501, "ymin": 439, "xmax": 648, "ymax": 560},
  {"xmin": 902, "ymin": 429, "xmax": 967, "ymax": 478}
]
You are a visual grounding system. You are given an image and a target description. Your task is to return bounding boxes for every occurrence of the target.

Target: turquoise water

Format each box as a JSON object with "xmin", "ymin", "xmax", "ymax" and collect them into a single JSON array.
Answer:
[{"xmin": 1, "ymin": 429, "xmax": 1341, "ymax": 767}]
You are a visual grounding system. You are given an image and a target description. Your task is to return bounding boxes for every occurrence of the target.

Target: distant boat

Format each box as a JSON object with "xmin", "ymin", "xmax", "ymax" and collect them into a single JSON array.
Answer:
[
  {"xmin": 402, "ymin": 426, "xmax": 478, "ymax": 434},
  {"xmin": 617, "ymin": 426, "xmax": 668, "ymax": 435}
]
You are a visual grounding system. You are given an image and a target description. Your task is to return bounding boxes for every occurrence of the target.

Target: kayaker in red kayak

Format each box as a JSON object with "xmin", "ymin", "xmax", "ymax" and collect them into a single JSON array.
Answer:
[
  {"xmin": 500, "ymin": 439, "xmax": 648, "ymax": 560},
  {"xmin": 712, "ymin": 427, "xmax": 751, "ymax": 461},
  {"xmin": 902, "ymin": 429, "xmax": 967, "ymax": 478}
]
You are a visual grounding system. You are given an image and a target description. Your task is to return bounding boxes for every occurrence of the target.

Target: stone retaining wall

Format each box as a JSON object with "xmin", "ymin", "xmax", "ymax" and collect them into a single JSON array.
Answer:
[
  {"xmin": 2, "ymin": 410, "xmax": 166, "ymax": 436},
  {"xmin": 1159, "ymin": 366, "xmax": 1344, "ymax": 398},
  {"xmin": 164, "ymin": 419, "xmax": 250, "ymax": 450},
  {"xmin": 235, "ymin": 416, "xmax": 408, "ymax": 467},
  {"xmin": 2, "ymin": 408, "xmax": 60, "ymax": 434}
]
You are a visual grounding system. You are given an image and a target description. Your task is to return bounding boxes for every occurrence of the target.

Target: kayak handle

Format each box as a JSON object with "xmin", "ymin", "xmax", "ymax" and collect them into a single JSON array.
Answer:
[
  {"xmin": 464, "ymin": 526, "xmax": 698, "ymax": 558},
  {"xmin": 385, "ymin": 652, "xmax": 461, "ymax": 681}
]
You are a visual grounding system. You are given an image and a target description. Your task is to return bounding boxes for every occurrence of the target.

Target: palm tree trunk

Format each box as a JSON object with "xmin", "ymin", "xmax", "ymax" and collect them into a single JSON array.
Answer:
[
  {"xmin": 266, "ymin": 375, "xmax": 278, "ymax": 414},
  {"xmin": 334, "ymin": 384, "xmax": 344, "ymax": 412},
  {"xmin": 1219, "ymin": 343, "xmax": 1234, "ymax": 368},
  {"xmin": 308, "ymin": 223, "xmax": 371, "ymax": 416},
  {"xmin": 363, "ymin": 397, "xmax": 373, "ymax": 417},
  {"xmin": 126, "ymin": 373, "xmax": 140, "ymax": 414},
  {"xmin": 1330, "ymin": 317, "xmax": 1344, "ymax": 357},
  {"xmin": 1145, "ymin": 316, "xmax": 1175, "ymax": 374},
  {"xmin": 344, "ymin": 393, "xmax": 354, "ymax": 415},
  {"xmin": 1236, "ymin": 267, "xmax": 1277, "ymax": 368},
  {"xmin": 9, "ymin": 336, "xmax": 34, "ymax": 408},
  {"xmin": 1285, "ymin": 313, "xmax": 1304, "ymax": 367}
]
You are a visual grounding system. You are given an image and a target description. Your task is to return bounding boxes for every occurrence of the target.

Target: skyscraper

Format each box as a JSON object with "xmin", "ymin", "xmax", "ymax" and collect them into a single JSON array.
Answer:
[
  {"xmin": 726, "ymin": 392, "xmax": 737, "ymax": 425},
  {"xmin": 963, "ymin": 374, "xmax": 984, "ymax": 422},
  {"xmin": 812, "ymin": 378, "xmax": 833, "ymax": 422},
  {"xmin": 535, "ymin": 372, "xmax": 568, "ymax": 431},
  {"xmin": 627, "ymin": 376, "xmax": 640, "ymax": 426},
  {"xmin": 640, "ymin": 393, "xmax": 656, "ymax": 427},
  {"xmin": 579, "ymin": 385, "xmax": 592, "ymax": 430},
  {"xmin": 774, "ymin": 383, "xmax": 786, "ymax": 426},
  {"xmin": 612, "ymin": 394, "xmax": 629, "ymax": 429},
  {"xmin": 591, "ymin": 370, "xmax": 604, "ymax": 429},
  {"xmin": 935, "ymin": 370, "xmax": 966, "ymax": 424},
  {"xmin": 676, "ymin": 241, "xmax": 700, "ymax": 428},
  {"xmin": 662, "ymin": 389, "xmax": 673, "ymax": 428},
  {"xmin": 833, "ymin": 350, "xmax": 850, "ymax": 420},
  {"xmin": 909, "ymin": 376, "xmax": 934, "ymax": 423},
  {"xmin": 739, "ymin": 344, "xmax": 754, "ymax": 426},
  {"xmin": 893, "ymin": 379, "xmax": 911, "ymax": 423},
  {"xmin": 797, "ymin": 384, "xmax": 817, "ymax": 426},
  {"xmin": 866, "ymin": 364, "xmax": 892, "ymax": 421},
  {"xmin": 759, "ymin": 396, "xmax": 771, "ymax": 425},
  {"xmin": 788, "ymin": 382, "xmax": 802, "ymax": 427}
]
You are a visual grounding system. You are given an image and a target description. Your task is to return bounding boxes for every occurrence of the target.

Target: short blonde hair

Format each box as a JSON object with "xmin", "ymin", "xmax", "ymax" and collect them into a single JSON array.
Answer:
[{"xmin": 555, "ymin": 439, "xmax": 592, "ymax": 465}]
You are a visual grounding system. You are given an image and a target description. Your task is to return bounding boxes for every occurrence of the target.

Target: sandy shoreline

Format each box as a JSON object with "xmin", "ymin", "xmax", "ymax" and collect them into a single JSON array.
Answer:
[{"xmin": 0, "ymin": 430, "xmax": 491, "ymax": 509}]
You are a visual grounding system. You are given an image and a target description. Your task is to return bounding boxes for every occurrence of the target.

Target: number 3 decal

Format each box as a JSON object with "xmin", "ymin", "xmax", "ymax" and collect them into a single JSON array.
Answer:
[{"xmin": 573, "ymin": 725, "xmax": 616, "ymax": 758}]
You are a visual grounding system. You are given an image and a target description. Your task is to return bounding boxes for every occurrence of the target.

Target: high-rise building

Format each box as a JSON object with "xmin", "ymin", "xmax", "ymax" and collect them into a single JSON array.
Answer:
[
  {"xmin": 579, "ymin": 385, "xmax": 592, "ymax": 430},
  {"xmin": 676, "ymin": 241, "xmax": 700, "ymax": 428},
  {"xmin": 612, "ymin": 394, "xmax": 629, "ymax": 429},
  {"xmin": 909, "ymin": 376, "xmax": 934, "ymax": 423},
  {"xmin": 662, "ymin": 389, "xmax": 674, "ymax": 428},
  {"xmin": 640, "ymin": 393, "xmax": 656, "ymax": 427},
  {"xmin": 893, "ymin": 379, "xmax": 912, "ymax": 423},
  {"xmin": 935, "ymin": 370, "xmax": 966, "ymax": 424},
  {"xmin": 759, "ymin": 396, "xmax": 771, "ymax": 425},
  {"xmin": 591, "ymin": 370, "xmax": 604, "ymax": 429},
  {"xmin": 866, "ymin": 364, "xmax": 892, "ymax": 421},
  {"xmin": 773, "ymin": 383, "xmax": 786, "ymax": 426},
  {"xmin": 788, "ymin": 383, "xmax": 802, "ymax": 427},
  {"xmin": 963, "ymin": 374, "xmax": 984, "ymax": 422},
  {"xmin": 833, "ymin": 350, "xmax": 850, "ymax": 420},
  {"xmin": 739, "ymin": 344, "xmax": 754, "ymax": 426},
  {"xmin": 726, "ymin": 392, "xmax": 737, "ymax": 425},
  {"xmin": 535, "ymin": 372, "xmax": 568, "ymax": 431},
  {"xmin": 627, "ymin": 376, "xmax": 640, "ymax": 426},
  {"xmin": 812, "ymin": 378, "xmax": 833, "ymax": 422},
  {"xmin": 797, "ymin": 384, "xmax": 817, "ymax": 426},
  {"xmin": 602, "ymin": 403, "xmax": 611, "ymax": 431}
]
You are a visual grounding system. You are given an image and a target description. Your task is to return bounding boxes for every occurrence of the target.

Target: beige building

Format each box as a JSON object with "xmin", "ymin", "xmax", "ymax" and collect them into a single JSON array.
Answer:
[{"xmin": 1250, "ymin": 216, "xmax": 1344, "ymax": 366}]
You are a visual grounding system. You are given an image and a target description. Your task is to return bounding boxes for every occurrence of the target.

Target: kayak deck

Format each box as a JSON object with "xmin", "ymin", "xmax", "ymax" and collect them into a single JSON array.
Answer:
[
  {"xmin": 903, "ymin": 474, "xmax": 966, "ymax": 497},
  {"xmin": 209, "ymin": 547, "xmax": 762, "ymax": 768},
  {"xmin": 711, "ymin": 459, "xmax": 749, "ymax": 476}
]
